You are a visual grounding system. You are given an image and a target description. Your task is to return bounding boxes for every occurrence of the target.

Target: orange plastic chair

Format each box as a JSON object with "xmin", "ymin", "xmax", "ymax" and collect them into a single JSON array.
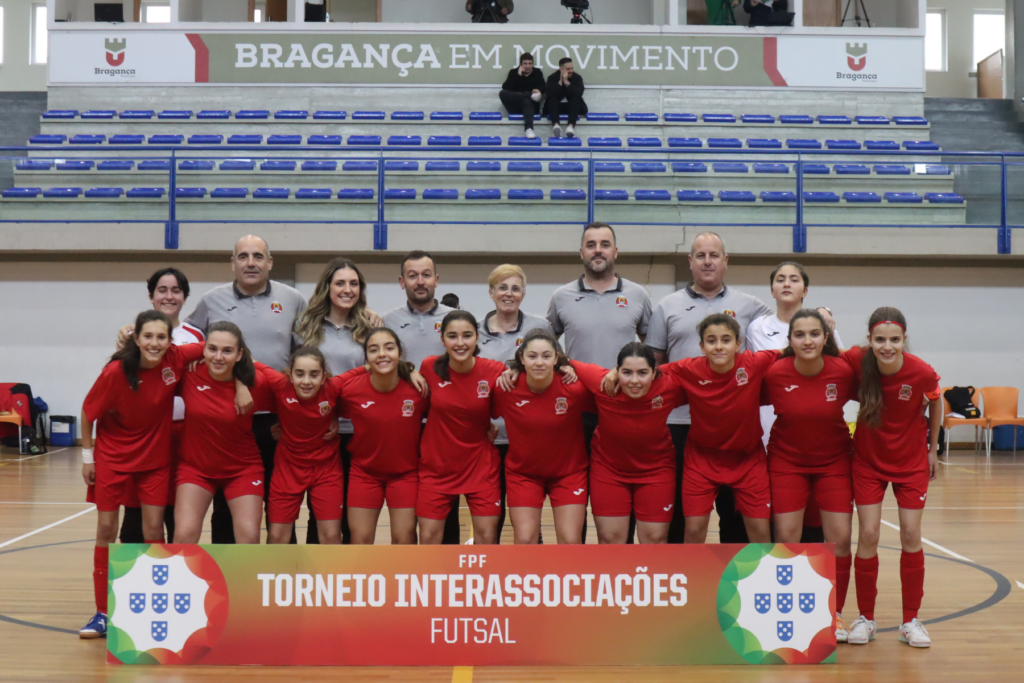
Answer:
[
  {"xmin": 980, "ymin": 387, "xmax": 1024, "ymax": 455},
  {"xmin": 0, "ymin": 414, "xmax": 23, "ymax": 453},
  {"xmin": 941, "ymin": 387, "xmax": 988, "ymax": 455}
]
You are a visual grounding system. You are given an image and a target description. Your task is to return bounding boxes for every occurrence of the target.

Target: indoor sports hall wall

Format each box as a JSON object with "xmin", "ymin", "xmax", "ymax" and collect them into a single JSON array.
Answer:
[{"xmin": 2, "ymin": 259, "xmax": 1022, "ymax": 440}]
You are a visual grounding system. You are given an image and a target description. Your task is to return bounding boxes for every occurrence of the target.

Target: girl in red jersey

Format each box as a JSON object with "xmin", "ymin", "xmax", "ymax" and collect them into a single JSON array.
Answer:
[
  {"xmin": 842, "ymin": 307, "xmax": 941, "ymax": 649},
  {"xmin": 338, "ymin": 328, "xmax": 428, "ymax": 545},
  {"xmin": 762, "ymin": 309, "xmax": 856, "ymax": 642},
  {"xmin": 575, "ymin": 343, "xmax": 688, "ymax": 544},
  {"xmin": 78, "ymin": 310, "xmax": 205, "ymax": 639},
  {"xmin": 174, "ymin": 321, "xmax": 275, "ymax": 545},
  {"xmin": 417, "ymin": 311, "xmax": 507, "ymax": 545},
  {"xmin": 493, "ymin": 329, "xmax": 595, "ymax": 544}
]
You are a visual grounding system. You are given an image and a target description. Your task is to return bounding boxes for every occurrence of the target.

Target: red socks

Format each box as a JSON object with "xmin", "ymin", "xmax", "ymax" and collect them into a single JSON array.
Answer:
[
  {"xmin": 900, "ymin": 550, "xmax": 925, "ymax": 623},
  {"xmin": 835, "ymin": 554, "xmax": 852, "ymax": 615},
  {"xmin": 854, "ymin": 554, "xmax": 878, "ymax": 621},
  {"xmin": 93, "ymin": 546, "xmax": 109, "ymax": 614}
]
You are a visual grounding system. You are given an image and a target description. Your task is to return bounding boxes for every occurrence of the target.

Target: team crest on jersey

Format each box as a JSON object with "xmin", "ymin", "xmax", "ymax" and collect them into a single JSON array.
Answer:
[
  {"xmin": 555, "ymin": 397, "xmax": 568, "ymax": 415},
  {"xmin": 652, "ymin": 395, "xmax": 664, "ymax": 409},
  {"xmin": 318, "ymin": 401, "xmax": 331, "ymax": 416},
  {"xmin": 724, "ymin": 309, "xmax": 737, "ymax": 318},
  {"xmin": 615, "ymin": 296, "xmax": 628, "ymax": 308},
  {"xmin": 825, "ymin": 383, "xmax": 838, "ymax": 401},
  {"xmin": 162, "ymin": 368, "xmax": 177, "ymax": 386},
  {"xmin": 402, "ymin": 399, "xmax": 415, "ymax": 417},
  {"xmin": 477, "ymin": 381, "xmax": 491, "ymax": 398},
  {"xmin": 898, "ymin": 384, "xmax": 913, "ymax": 401},
  {"xmin": 515, "ymin": 337, "xmax": 524, "ymax": 348},
  {"xmin": 736, "ymin": 367, "xmax": 749, "ymax": 386},
  {"xmin": 270, "ymin": 302, "xmax": 283, "ymax": 314},
  {"xmin": 434, "ymin": 321, "xmax": 442, "ymax": 332}
]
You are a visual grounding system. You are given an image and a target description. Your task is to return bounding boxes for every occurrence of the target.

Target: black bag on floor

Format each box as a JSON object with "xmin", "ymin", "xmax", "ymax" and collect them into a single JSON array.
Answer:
[{"xmin": 944, "ymin": 386, "xmax": 980, "ymax": 419}]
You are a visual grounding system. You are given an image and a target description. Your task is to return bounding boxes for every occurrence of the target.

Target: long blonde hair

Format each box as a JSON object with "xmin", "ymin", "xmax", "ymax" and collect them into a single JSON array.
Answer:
[{"xmin": 294, "ymin": 258, "xmax": 373, "ymax": 347}]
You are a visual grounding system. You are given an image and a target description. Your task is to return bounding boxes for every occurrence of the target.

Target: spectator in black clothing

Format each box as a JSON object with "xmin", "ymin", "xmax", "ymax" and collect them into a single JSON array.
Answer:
[
  {"xmin": 440, "ymin": 293, "xmax": 461, "ymax": 309},
  {"xmin": 545, "ymin": 57, "xmax": 588, "ymax": 139},
  {"xmin": 499, "ymin": 53, "xmax": 545, "ymax": 139},
  {"xmin": 743, "ymin": 0, "xmax": 793, "ymax": 27},
  {"xmin": 467, "ymin": 0, "xmax": 513, "ymax": 23}
]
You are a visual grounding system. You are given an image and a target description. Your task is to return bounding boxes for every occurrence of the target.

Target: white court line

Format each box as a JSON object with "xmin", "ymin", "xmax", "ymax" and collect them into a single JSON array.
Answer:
[
  {"xmin": 879, "ymin": 518, "xmax": 974, "ymax": 563},
  {"xmin": 0, "ymin": 505, "xmax": 96, "ymax": 550},
  {"xmin": 1017, "ymin": 581, "xmax": 1024, "ymax": 591},
  {"xmin": 7, "ymin": 448, "xmax": 67, "ymax": 462}
]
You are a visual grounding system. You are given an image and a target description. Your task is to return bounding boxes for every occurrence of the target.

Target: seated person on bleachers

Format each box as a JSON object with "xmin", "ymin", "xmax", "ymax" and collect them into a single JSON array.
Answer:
[
  {"xmin": 743, "ymin": 0, "xmax": 794, "ymax": 27},
  {"xmin": 545, "ymin": 57, "xmax": 588, "ymax": 139},
  {"xmin": 467, "ymin": 0, "xmax": 513, "ymax": 23},
  {"xmin": 499, "ymin": 53, "xmax": 546, "ymax": 139}
]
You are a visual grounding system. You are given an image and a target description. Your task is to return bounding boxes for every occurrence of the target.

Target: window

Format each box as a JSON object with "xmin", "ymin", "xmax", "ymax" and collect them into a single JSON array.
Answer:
[
  {"xmin": 32, "ymin": 4, "xmax": 48, "ymax": 65},
  {"xmin": 144, "ymin": 4, "xmax": 172, "ymax": 24},
  {"xmin": 973, "ymin": 13, "xmax": 1005, "ymax": 67},
  {"xmin": 254, "ymin": 9, "xmax": 263, "ymax": 23},
  {"xmin": 924, "ymin": 12, "xmax": 945, "ymax": 72},
  {"xmin": 0, "ymin": 8, "xmax": 5, "ymax": 64}
]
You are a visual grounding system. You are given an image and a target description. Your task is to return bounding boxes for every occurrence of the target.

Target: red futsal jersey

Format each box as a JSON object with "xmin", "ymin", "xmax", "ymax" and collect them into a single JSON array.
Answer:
[
  {"xmin": 418, "ymin": 356, "xmax": 506, "ymax": 494},
  {"xmin": 663, "ymin": 350, "xmax": 779, "ymax": 453},
  {"xmin": 492, "ymin": 374, "xmax": 596, "ymax": 478},
  {"xmin": 337, "ymin": 371, "xmax": 429, "ymax": 479},
  {"xmin": 571, "ymin": 361, "xmax": 687, "ymax": 483},
  {"xmin": 82, "ymin": 343, "xmax": 205, "ymax": 472},
  {"xmin": 843, "ymin": 347, "xmax": 940, "ymax": 481},
  {"xmin": 762, "ymin": 355, "xmax": 857, "ymax": 474},
  {"xmin": 178, "ymin": 364, "xmax": 275, "ymax": 478}
]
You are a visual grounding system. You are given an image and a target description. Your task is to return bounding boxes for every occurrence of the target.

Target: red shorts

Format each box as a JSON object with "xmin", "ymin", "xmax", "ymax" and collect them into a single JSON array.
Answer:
[
  {"xmin": 682, "ymin": 445, "xmax": 771, "ymax": 519},
  {"xmin": 589, "ymin": 464, "xmax": 674, "ymax": 523},
  {"xmin": 268, "ymin": 458, "xmax": 344, "ymax": 525},
  {"xmin": 347, "ymin": 466, "xmax": 418, "ymax": 510},
  {"xmin": 416, "ymin": 485, "xmax": 502, "ymax": 520},
  {"xmin": 175, "ymin": 462, "xmax": 265, "ymax": 502},
  {"xmin": 506, "ymin": 468, "xmax": 589, "ymax": 509},
  {"xmin": 122, "ymin": 422, "xmax": 184, "ymax": 508},
  {"xmin": 853, "ymin": 467, "xmax": 929, "ymax": 510},
  {"xmin": 90, "ymin": 464, "xmax": 170, "ymax": 512},
  {"xmin": 770, "ymin": 470, "xmax": 854, "ymax": 514}
]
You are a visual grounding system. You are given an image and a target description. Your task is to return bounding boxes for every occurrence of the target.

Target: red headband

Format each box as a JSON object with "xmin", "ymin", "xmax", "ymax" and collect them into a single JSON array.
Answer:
[{"xmin": 870, "ymin": 319, "xmax": 906, "ymax": 332}]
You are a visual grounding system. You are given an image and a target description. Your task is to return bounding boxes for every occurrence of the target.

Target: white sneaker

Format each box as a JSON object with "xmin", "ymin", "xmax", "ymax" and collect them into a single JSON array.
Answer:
[
  {"xmin": 552, "ymin": 124, "xmax": 562, "ymax": 138},
  {"xmin": 899, "ymin": 618, "xmax": 931, "ymax": 648},
  {"xmin": 846, "ymin": 616, "xmax": 876, "ymax": 645},
  {"xmin": 835, "ymin": 615, "xmax": 849, "ymax": 643},
  {"xmin": 566, "ymin": 125, "xmax": 575, "ymax": 138},
  {"xmin": 525, "ymin": 128, "xmax": 536, "ymax": 139}
]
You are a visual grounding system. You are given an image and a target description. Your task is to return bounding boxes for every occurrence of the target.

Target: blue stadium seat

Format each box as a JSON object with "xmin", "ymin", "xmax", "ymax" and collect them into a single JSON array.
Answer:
[
  {"xmin": 713, "ymin": 162, "xmax": 748, "ymax": 173},
  {"xmin": 3, "ymin": 188, "xmax": 42, "ymax": 197},
  {"xmin": 843, "ymin": 192, "xmax": 882, "ymax": 203},
  {"xmin": 865, "ymin": 140, "xmax": 900, "ymax": 151},
  {"xmin": 780, "ymin": 115, "xmax": 813, "ymax": 124},
  {"xmin": 388, "ymin": 136, "xmax": 422, "ymax": 146},
  {"xmin": 894, "ymin": 117, "xmax": 928, "ymax": 126},
  {"xmin": 81, "ymin": 110, "xmax": 116, "ymax": 119},
  {"xmin": 313, "ymin": 111, "xmax": 347, "ymax": 119},
  {"xmin": 761, "ymin": 191, "xmax": 797, "ymax": 202},
  {"xmin": 109, "ymin": 134, "xmax": 145, "ymax": 144},
  {"xmin": 925, "ymin": 192, "xmax": 963, "ymax": 204},
  {"xmin": 139, "ymin": 160, "xmax": 171, "ymax": 171},
  {"xmin": 56, "ymin": 161, "xmax": 94, "ymax": 171},
  {"xmin": 551, "ymin": 189, "xmax": 586, "ymax": 200},
  {"xmin": 508, "ymin": 161, "xmax": 542, "ymax": 172},
  {"xmin": 817, "ymin": 115, "xmax": 851, "ymax": 125},
  {"xmin": 343, "ymin": 161, "xmax": 378, "ymax": 171},
  {"xmin": 424, "ymin": 189, "xmax": 459, "ymax": 200},
  {"xmin": 753, "ymin": 163, "xmax": 789, "ymax": 174},
  {"xmin": 425, "ymin": 161, "xmax": 460, "ymax": 171},
  {"xmin": 431, "ymin": 112, "xmax": 464, "ymax": 120},
  {"xmin": 703, "ymin": 114, "xmax": 736, "ymax": 123},
  {"xmin": 97, "ymin": 160, "xmax": 134, "ymax": 171},
  {"xmin": 470, "ymin": 112, "xmax": 503, "ymax": 121},
  {"xmin": 43, "ymin": 188, "xmax": 83, "ymax": 198},
  {"xmin": 302, "ymin": 161, "xmax": 338, "ymax": 171},
  {"xmin": 509, "ymin": 189, "xmax": 544, "ymax": 200},
  {"xmin": 179, "ymin": 160, "xmax": 214, "ymax": 171},
  {"xmin": 834, "ymin": 164, "xmax": 870, "ymax": 175},
  {"xmin": 30, "ymin": 135, "xmax": 66, "ymax": 144},
  {"xmin": 16, "ymin": 160, "xmax": 53, "ymax": 170},
  {"xmin": 86, "ymin": 188, "xmax": 124, "ymax": 198},
  {"xmin": 347, "ymin": 135, "xmax": 382, "ymax": 145},
  {"xmin": 550, "ymin": 162, "xmax": 584, "ymax": 172},
  {"xmin": 268, "ymin": 135, "xmax": 303, "ymax": 145},
  {"xmin": 855, "ymin": 116, "xmax": 890, "ymax": 125},
  {"xmin": 922, "ymin": 165, "xmax": 951, "ymax": 175},
  {"xmin": 354, "ymin": 111, "xmax": 386, "ymax": 120},
  {"xmin": 626, "ymin": 113, "xmax": 658, "ymax": 122},
  {"xmin": 787, "ymin": 139, "xmax": 822, "ymax": 149},
  {"xmin": 874, "ymin": 164, "xmax": 911, "ymax": 175},
  {"xmin": 391, "ymin": 111, "xmax": 424, "ymax": 120},
  {"xmin": 826, "ymin": 140, "xmax": 862, "ymax": 150},
  {"xmin": 235, "ymin": 110, "xmax": 269, "ymax": 119},
  {"xmin": 385, "ymin": 161, "xmax": 420, "ymax": 171},
  {"xmin": 261, "ymin": 160, "xmax": 297, "ymax": 171},
  {"xmin": 803, "ymin": 164, "xmax": 830, "ymax": 174},
  {"xmin": 70, "ymin": 135, "xmax": 106, "ymax": 144},
  {"xmin": 212, "ymin": 188, "xmax": 248, "ymax": 199},
  {"xmin": 127, "ymin": 188, "xmax": 166, "ymax": 198},
  {"xmin": 587, "ymin": 137, "xmax": 622, "ymax": 147},
  {"xmin": 904, "ymin": 141, "xmax": 940, "ymax": 151},
  {"xmin": 428, "ymin": 136, "xmax": 463, "ymax": 146},
  {"xmin": 585, "ymin": 113, "xmax": 620, "ymax": 122},
  {"xmin": 42, "ymin": 110, "xmax": 77, "ymax": 119},
  {"xmin": 672, "ymin": 162, "xmax": 707, "ymax": 173},
  {"xmin": 308, "ymin": 135, "xmax": 342, "ymax": 145},
  {"xmin": 595, "ymin": 162, "xmax": 625, "ymax": 173},
  {"xmin": 148, "ymin": 134, "xmax": 184, "ymax": 145},
  {"xmin": 384, "ymin": 189, "xmax": 416, "ymax": 199},
  {"xmin": 596, "ymin": 190, "xmax": 629, "ymax": 201},
  {"xmin": 274, "ymin": 110, "xmax": 308, "ymax": 119},
  {"xmin": 220, "ymin": 160, "xmax": 256, "ymax": 171},
  {"xmin": 188, "ymin": 135, "xmax": 223, "ymax": 144},
  {"xmin": 468, "ymin": 136, "xmax": 502, "ymax": 146},
  {"xmin": 338, "ymin": 189, "xmax": 375, "ymax": 199},
  {"xmin": 708, "ymin": 138, "xmax": 742, "ymax": 148},
  {"xmin": 119, "ymin": 110, "xmax": 155, "ymax": 119},
  {"xmin": 158, "ymin": 110, "xmax": 194, "ymax": 119},
  {"xmin": 803, "ymin": 191, "xmax": 840, "ymax": 203},
  {"xmin": 719, "ymin": 191, "xmax": 755, "ymax": 202},
  {"xmin": 664, "ymin": 113, "xmax": 698, "ymax": 122},
  {"xmin": 628, "ymin": 137, "xmax": 662, "ymax": 147},
  {"xmin": 228, "ymin": 135, "xmax": 263, "ymax": 145},
  {"xmin": 198, "ymin": 110, "xmax": 231, "ymax": 119},
  {"xmin": 175, "ymin": 188, "xmax": 207, "ymax": 198},
  {"xmin": 631, "ymin": 162, "xmax": 666, "ymax": 173},
  {"xmin": 742, "ymin": 114, "xmax": 775, "ymax": 124},
  {"xmin": 467, "ymin": 161, "xmax": 501, "ymax": 172},
  {"xmin": 254, "ymin": 188, "xmax": 290, "ymax": 199},
  {"xmin": 678, "ymin": 190, "xmax": 714, "ymax": 201},
  {"xmin": 509, "ymin": 136, "xmax": 543, "ymax": 146},
  {"xmin": 548, "ymin": 137, "xmax": 583, "ymax": 147},
  {"xmin": 296, "ymin": 189, "xmax": 332, "ymax": 199},
  {"xmin": 747, "ymin": 139, "xmax": 782, "ymax": 149},
  {"xmin": 466, "ymin": 189, "xmax": 501, "ymax": 200},
  {"xmin": 668, "ymin": 138, "xmax": 703, "ymax": 148},
  {"xmin": 635, "ymin": 190, "xmax": 671, "ymax": 201},
  {"xmin": 885, "ymin": 192, "xmax": 924, "ymax": 204}
]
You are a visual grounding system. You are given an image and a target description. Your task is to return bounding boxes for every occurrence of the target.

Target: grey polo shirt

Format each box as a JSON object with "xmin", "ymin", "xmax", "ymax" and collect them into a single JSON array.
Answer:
[
  {"xmin": 546, "ymin": 275, "xmax": 653, "ymax": 369},
  {"xmin": 645, "ymin": 283, "xmax": 772, "ymax": 425},
  {"xmin": 185, "ymin": 280, "xmax": 307, "ymax": 371},
  {"xmin": 294, "ymin": 320, "xmax": 366, "ymax": 434},
  {"xmin": 382, "ymin": 300, "xmax": 454, "ymax": 370}
]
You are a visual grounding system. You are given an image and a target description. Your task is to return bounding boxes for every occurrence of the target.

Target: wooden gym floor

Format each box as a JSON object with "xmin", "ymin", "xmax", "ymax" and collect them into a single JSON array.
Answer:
[{"xmin": 1, "ymin": 445, "xmax": 1022, "ymax": 682}]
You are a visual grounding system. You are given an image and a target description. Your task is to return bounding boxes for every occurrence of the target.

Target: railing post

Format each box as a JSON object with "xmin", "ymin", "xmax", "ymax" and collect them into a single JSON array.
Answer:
[
  {"xmin": 793, "ymin": 154, "xmax": 806, "ymax": 253},
  {"xmin": 587, "ymin": 151, "xmax": 595, "ymax": 225},
  {"xmin": 999, "ymin": 153, "xmax": 1011, "ymax": 254},
  {"xmin": 374, "ymin": 147, "xmax": 387, "ymax": 251},
  {"xmin": 165, "ymin": 148, "xmax": 178, "ymax": 249}
]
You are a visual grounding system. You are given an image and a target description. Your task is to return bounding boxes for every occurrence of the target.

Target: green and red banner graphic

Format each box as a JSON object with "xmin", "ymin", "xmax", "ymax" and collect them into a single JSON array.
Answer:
[{"xmin": 107, "ymin": 543, "xmax": 836, "ymax": 666}]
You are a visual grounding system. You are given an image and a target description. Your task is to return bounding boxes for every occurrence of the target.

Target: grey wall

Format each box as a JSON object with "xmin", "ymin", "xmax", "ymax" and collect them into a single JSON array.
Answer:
[{"xmin": 381, "ymin": 0, "xmax": 656, "ymax": 25}]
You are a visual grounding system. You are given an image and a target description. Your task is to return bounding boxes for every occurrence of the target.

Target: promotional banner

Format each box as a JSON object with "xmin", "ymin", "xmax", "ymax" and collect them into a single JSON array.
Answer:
[
  {"xmin": 107, "ymin": 543, "xmax": 837, "ymax": 666},
  {"xmin": 49, "ymin": 30, "xmax": 924, "ymax": 90}
]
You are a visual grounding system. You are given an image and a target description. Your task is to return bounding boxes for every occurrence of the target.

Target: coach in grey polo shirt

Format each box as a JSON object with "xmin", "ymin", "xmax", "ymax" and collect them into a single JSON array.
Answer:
[{"xmin": 382, "ymin": 250, "xmax": 454, "ymax": 369}]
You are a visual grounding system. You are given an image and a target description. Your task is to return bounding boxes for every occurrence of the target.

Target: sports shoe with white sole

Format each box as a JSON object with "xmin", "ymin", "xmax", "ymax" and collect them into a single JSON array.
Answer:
[
  {"xmin": 566, "ymin": 125, "xmax": 575, "ymax": 138},
  {"xmin": 79, "ymin": 611, "xmax": 107, "ymax": 639},
  {"xmin": 525, "ymin": 128, "xmax": 536, "ymax": 139},
  {"xmin": 899, "ymin": 618, "xmax": 931, "ymax": 648},
  {"xmin": 552, "ymin": 124, "xmax": 562, "ymax": 138},
  {"xmin": 846, "ymin": 616, "xmax": 876, "ymax": 645},
  {"xmin": 836, "ymin": 615, "xmax": 849, "ymax": 643}
]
